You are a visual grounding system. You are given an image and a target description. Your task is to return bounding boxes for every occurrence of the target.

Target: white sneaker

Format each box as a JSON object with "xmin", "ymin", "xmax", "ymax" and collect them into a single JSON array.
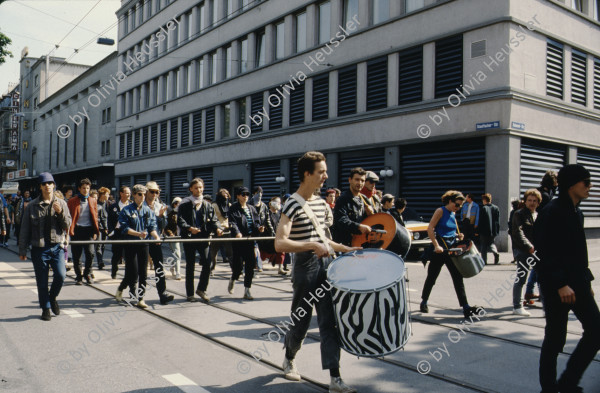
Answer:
[
  {"xmin": 228, "ymin": 279, "xmax": 235, "ymax": 294},
  {"xmin": 282, "ymin": 357, "xmax": 301, "ymax": 381},
  {"xmin": 329, "ymin": 376, "xmax": 357, "ymax": 393},
  {"xmin": 243, "ymin": 287, "xmax": 254, "ymax": 300},
  {"xmin": 170, "ymin": 266, "xmax": 176, "ymax": 277},
  {"xmin": 175, "ymin": 274, "xmax": 181, "ymax": 280},
  {"xmin": 513, "ymin": 307, "xmax": 531, "ymax": 316},
  {"xmin": 137, "ymin": 300, "xmax": 148, "ymax": 309},
  {"xmin": 115, "ymin": 290, "xmax": 123, "ymax": 302},
  {"xmin": 196, "ymin": 290, "xmax": 210, "ymax": 302}
]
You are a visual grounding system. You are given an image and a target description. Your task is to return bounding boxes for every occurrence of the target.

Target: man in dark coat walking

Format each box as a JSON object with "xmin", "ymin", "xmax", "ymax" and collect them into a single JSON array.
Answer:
[
  {"xmin": 478, "ymin": 193, "xmax": 500, "ymax": 264},
  {"xmin": 534, "ymin": 164, "xmax": 600, "ymax": 393}
]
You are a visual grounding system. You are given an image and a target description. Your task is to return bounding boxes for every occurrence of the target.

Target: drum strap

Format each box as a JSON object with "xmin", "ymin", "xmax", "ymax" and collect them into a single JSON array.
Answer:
[{"xmin": 291, "ymin": 193, "xmax": 335, "ymax": 256}]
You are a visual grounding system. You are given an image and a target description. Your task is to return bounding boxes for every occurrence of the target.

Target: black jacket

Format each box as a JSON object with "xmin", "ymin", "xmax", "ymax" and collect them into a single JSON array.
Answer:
[
  {"xmin": 511, "ymin": 208, "xmax": 535, "ymax": 253},
  {"xmin": 261, "ymin": 209, "xmax": 281, "ymax": 254},
  {"xmin": 332, "ymin": 190, "xmax": 367, "ymax": 246},
  {"xmin": 107, "ymin": 201, "xmax": 129, "ymax": 236},
  {"xmin": 388, "ymin": 209, "xmax": 405, "ymax": 227},
  {"xmin": 97, "ymin": 201, "xmax": 108, "ymax": 232},
  {"xmin": 534, "ymin": 195, "xmax": 594, "ymax": 291},
  {"xmin": 228, "ymin": 202, "xmax": 264, "ymax": 238},
  {"xmin": 536, "ymin": 186, "xmax": 555, "ymax": 212},
  {"xmin": 177, "ymin": 198, "xmax": 221, "ymax": 238},
  {"xmin": 479, "ymin": 203, "xmax": 500, "ymax": 237}
]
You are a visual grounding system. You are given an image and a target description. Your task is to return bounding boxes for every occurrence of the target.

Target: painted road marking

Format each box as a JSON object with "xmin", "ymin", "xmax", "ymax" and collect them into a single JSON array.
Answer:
[
  {"xmin": 0, "ymin": 262, "xmax": 37, "ymax": 290},
  {"xmin": 162, "ymin": 374, "xmax": 211, "ymax": 393},
  {"xmin": 62, "ymin": 309, "xmax": 84, "ymax": 318}
]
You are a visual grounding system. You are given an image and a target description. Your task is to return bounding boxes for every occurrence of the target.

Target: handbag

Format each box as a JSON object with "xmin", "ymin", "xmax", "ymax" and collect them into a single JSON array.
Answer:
[{"xmin": 449, "ymin": 239, "xmax": 485, "ymax": 278}]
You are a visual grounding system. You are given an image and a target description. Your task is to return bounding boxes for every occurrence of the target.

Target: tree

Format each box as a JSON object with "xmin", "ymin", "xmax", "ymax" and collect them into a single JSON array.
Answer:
[{"xmin": 0, "ymin": 32, "xmax": 13, "ymax": 65}]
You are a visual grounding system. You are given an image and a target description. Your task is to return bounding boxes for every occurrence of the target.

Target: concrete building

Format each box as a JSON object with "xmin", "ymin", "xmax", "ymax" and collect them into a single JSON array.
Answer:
[
  {"xmin": 31, "ymin": 52, "xmax": 118, "ymax": 193},
  {"xmin": 113, "ymin": 0, "xmax": 600, "ymax": 249},
  {"xmin": 17, "ymin": 55, "xmax": 90, "ymax": 185},
  {"xmin": 0, "ymin": 88, "xmax": 20, "ymax": 181}
]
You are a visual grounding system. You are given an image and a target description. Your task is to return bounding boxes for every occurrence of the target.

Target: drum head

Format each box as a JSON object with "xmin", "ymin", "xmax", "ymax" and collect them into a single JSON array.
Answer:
[
  {"xmin": 327, "ymin": 249, "xmax": 405, "ymax": 292},
  {"xmin": 351, "ymin": 213, "xmax": 397, "ymax": 250}
]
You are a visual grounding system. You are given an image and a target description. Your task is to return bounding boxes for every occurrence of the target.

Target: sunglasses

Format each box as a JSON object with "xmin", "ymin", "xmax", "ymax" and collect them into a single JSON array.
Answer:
[
  {"xmin": 241, "ymin": 193, "xmax": 250, "ymax": 197},
  {"xmin": 454, "ymin": 202, "xmax": 463, "ymax": 208},
  {"xmin": 149, "ymin": 190, "xmax": 160, "ymax": 194},
  {"xmin": 583, "ymin": 178, "xmax": 592, "ymax": 187},
  {"xmin": 136, "ymin": 192, "xmax": 145, "ymax": 196},
  {"xmin": 41, "ymin": 182, "xmax": 53, "ymax": 186}
]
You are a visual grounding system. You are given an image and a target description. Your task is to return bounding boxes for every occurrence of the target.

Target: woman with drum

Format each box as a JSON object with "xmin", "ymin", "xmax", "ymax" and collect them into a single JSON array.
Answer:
[{"xmin": 420, "ymin": 190, "xmax": 481, "ymax": 318}]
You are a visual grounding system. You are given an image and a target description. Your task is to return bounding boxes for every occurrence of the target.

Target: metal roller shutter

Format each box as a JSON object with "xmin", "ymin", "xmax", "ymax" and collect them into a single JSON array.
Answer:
[
  {"xmin": 193, "ymin": 168, "xmax": 213, "ymax": 198},
  {"xmin": 250, "ymin": 93, "xmax": 263, "ymax": 134},
  {"xmin": 289, "ymin": 83, "xmax": 305, "ymax": 126},
  {"xmin": 142, "ymin": 127, "xmax": 148, "ymax": 155},
  {"xmin": 577, "ymin": 149, "xmax": 600, "ymax": 217},
  {"xmin": 435, "ymin": 35, "xmax": 463, "ymax": 99},
  {"xmin": 520, "ymin": 140, "xmax": 565, "ymax": 198},
  {"xmin": 594, "ymin": 57, "xmax": 600, "ymax": 110},
  {"xmin": 170, "ymin": 118, "xmax": 179, "ymax": 149},
  {"xmin": 181, "ymin": 115, "xmax": 189, "ymax": 147},
  {"xmin": 571, "ymin": 49, "xmax": 587, "ymax": 106},
  {"xmin": 338, "ymin": 65, "xmax": 357, "ymax": 116},
  {"xmin": 289, "ymin": 156, "xmax": 303, "ymax": 195},
  {"xmin": 205, "ymin": 108, "xmax": 215, "ymax": 142},
  {"xmin": 367, "ymin": 56, "xmax": 388, "ymax": 111},
  {"xmin": 312, "ymin": 73, "xmax": 329, "ymax": 121},
  {"xmin": 170, "ymin": 170, "xmax": 189, "ymax": 200},
  {"xmin": 134, "ymin": 129, "xmax": 140, "ymax": 156},
  {"xmin": 400, "ymin": 140, "xmax": 485, "ymax": 220},
  {"xmin": 546, "ymin": 40, "xmax": 564, "ymax": 99},
  {"xmin": 192, "ymin": 111, "xmax": 202, "ymax": 145},
  {"xmin": 118, "ymin": 176, "xmax": 131, "ymax": 189},
  {"xmin": 399, "ymin": 45, "xmax": 423, "ymax": 105},
  {"xmin": 269, "ymin": 89, "xmax": 283, "ymax": 129},
  {"xmin": 339, "ymin": 150, "xmax": 385, "ymax": 193},
  {"xmin": 160, "ymin": 121, "xmax": 167, "ymax": 151},
  {"xmin": 150, "ymin": 173, "xmax": 167, "ymax": 197},
  {"xmin": 150, "ymin": 124, "xmax": 158, "ymax": 153},
  {"xmin": 252, "ymin": 161, "xmax": 281, "ymax": 200},
  {"xmin": 133, "ymin": 174, "xmax": 147, "ymax": 186}
]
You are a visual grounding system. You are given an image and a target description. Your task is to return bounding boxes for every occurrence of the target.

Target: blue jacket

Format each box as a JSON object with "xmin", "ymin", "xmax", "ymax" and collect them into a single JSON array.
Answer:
[
  {"xmin": 118, "ymin": 203, "xmax": 157, "ymax": 240},
  {"xmin": 461, "ymin": 201, "xmax": 480, "ymax": 226}
]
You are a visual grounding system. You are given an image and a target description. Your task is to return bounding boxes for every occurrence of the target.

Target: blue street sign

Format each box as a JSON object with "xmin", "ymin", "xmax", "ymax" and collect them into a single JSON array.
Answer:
[
  {"xmin": 476, "ymin": 121, "xmax": 500, "ymax": 130},
  {"xmin": 511, "ymin": 121, "xmax": 525, "ymax": 131}
]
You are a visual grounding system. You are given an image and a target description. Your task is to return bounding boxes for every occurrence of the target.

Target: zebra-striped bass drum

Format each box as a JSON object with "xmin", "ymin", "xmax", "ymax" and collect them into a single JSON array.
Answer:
[{"xmin": 327, "ymin": 249, "xmax": 410, "ymax": 357}]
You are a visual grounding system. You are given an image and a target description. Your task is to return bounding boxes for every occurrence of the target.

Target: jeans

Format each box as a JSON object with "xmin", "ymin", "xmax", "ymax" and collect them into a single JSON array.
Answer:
[
  {"xmin": 111, "ymin": 242, "xmax": 124, "ymax": 277},
  {"xmin": 254, "ymin": 243, "xmax": 263, "ymax": 270},
  {"xmin": 210, "ymin": 240, "xmax": 233, "ymax": 270},
  {"xmin": 71, "ymin": 226, "xmax": 96, "ymax": 280},
  {"xmin": 512, "ymin": 250, "xmax": 533, "ymax": 309},
  {"xmin": 421, "ymin": 248, "xmax": 469, "ymax": 307},
  {"xmin": 31, "ymin": 244, "xmax": 66, "ymax": 309},
  {"xmin": 148, "ymin": 243, "xmax": 168, "ymax": 300},
  {"xmin": 168, "ymin": 240, "xmax": 181, "ymax": 276},
  {"xmin": 183, "ymin": 241, "xmax": 210, "ymax": 297},
  {"xmin": 526, "ymin": 269, "xmax": 538, "ymax": 295},
  {"xmin": 539, "ymin": 282, "xmax": 600, "ymax": 391},
  {"xmin": 118, "ymin": 244, "xmax": 149, "ymax": 300},
  {"xmin": 231, "ymin": 242, "xmax": 255, "ymax": 288},
  {"xmin": 478, "ymin": 234, "xmax": 499, "ymax": 264},
  {"xmin": 284, "ymin": 252, "xmax": 340, "ymax": 370}
]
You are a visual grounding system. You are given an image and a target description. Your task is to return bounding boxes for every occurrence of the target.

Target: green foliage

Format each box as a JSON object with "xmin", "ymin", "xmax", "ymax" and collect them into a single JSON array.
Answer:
[{"xmin": 0, "ymin": 32, "xmax": 14, "ymax": 65}]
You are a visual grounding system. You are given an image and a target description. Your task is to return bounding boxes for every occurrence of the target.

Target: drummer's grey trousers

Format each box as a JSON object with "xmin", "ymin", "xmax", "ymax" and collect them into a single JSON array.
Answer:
[{"xmin": 284, "ymin": 252, "xmax": 341, "ymax": 370}]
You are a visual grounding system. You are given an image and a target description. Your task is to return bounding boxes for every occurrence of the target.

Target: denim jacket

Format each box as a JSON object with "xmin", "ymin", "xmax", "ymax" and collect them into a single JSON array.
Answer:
[
  {"xmin": 19, "ymin": 196, "xmax": 71, "ymax": 256},
  {"xmin": 118, "ymin": 203, "xmax": 157, "ymax": 240}
]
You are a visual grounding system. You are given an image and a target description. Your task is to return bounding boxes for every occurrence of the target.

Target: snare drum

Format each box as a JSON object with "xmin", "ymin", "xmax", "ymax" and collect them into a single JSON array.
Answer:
[{"xmin": 327, "ymin": 249, "xmax": 410, "ymax": 357}]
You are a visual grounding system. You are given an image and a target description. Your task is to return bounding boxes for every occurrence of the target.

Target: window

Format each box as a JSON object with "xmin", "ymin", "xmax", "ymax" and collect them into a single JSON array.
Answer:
[
  {"xmin": 83, "ymin": 118, "xmax": 87, "ymax": 161},
  {"xmin": 150, "ymin": 124, "xmax": 158, "ymax": 152},
  {"xmin": 225, "ymin": 46, "xmax": 232, "ymax": 78},
  {"xmin": 398, "ymin": 45, "xmax": 423, "ymax": 104},
  {"xmin": 372, "ymin": 0, "xmax": 390, "ymax": 24},
  {"xmin": 49, "ymin": 133, "xmax": 52, "ymax": 168},
  {"xmin": 237, "ymin": 98, "xmax": 247, "ymax": 129},
  {"xmin": 142, "ymin": 128, "xmax": 148, "ymax": 155},
  {"xmin": 250, "ymin": 93, "xmax": 263, "ymax": 133},
  {"xmin": 290, "ymin": 83, "xmax": 305, "ymax": 126},
  {"xmin": 147, "ymin": 0, "xmax": 152, "ymax": 19},
  {"xmin": 405, "ymin": 0, "xmax": 424, "ymax": 13},
  {"xmin": 64, "ymin": 137, "xmax": 67, "ymax": 165},
  {"xmin": 212, "ymin": 0, "xmax": 218, "ymax": 26},
  {"xmin": 318, "ymin": 2, "xmax": 331, "ymax": 45},
  {"xmin": 344, "ymin": 0, "xmax": 358, "ymax": 26},
  {"xmin": 144, "ymin": 82, "xmax": 150, "ymax": 108},
  {"xmin": 434, "ymin": 35, "xmax": 463, "ymax": 99},
  {"xmin": 160, "ymin": 121, "xmax": 167, "ymax": 150},
  {"xmin": 102, "ymin": 109, "xmax": 106, "ymax": 124},
  {"xmin": 120, "ymin": 134, "xmax": 125, "ymax": 158},
  {"xmin": 170, "ymin": 118, "xmax": 179, "ymax": 149},
  {"xmin": 296, "ymin": 12, "xmax": 307, "ymax": 52},
  {"xmin": 101, "ymin": 141, "xmax": 106, "ymax": 157},
  {"xmin": 223, "ymin": 104, "xmax": 230, "ymax": 138},
  {"xmin": 162, "ymin": 73, "xmax": 169, "ymax": 102},
  {"xmin": 338, "ymin": 65, "xmax": 357, "ymax": 116},
  {"xmin": 73, "ymin": 124, "xmax": 78, "ymax": 163},
  {"xmin": 242, "ymin": 0, "xmax": 250, "ymax": 11},
  {"xmin": 175, "ymin": 68, "xmax": 181, "ymax": 97},
  {"xmin": 33, "ymin": 119, "xmax": 37, "ymax": 131},
  {"xmin": 546, "ymin": 39, "xmax": 564, "ymax": 100},
  {"xmin": 367, "ymin": 56, "xmax": 388, "ymax": 110},
  {"xmin": 185, "ymin": 11, "xmax": 193, "ymax": 42},
  {"xmin": 185, "ymin": 63, "xmax": 192, "ymax": 94},
  {"xmin": 34, "ymin": 75, "xmax": 39, "ymax": 87},
  {"xmin": 571, "ymin": 49, "xmax": 587, "ymax": 106},
  {"xmin": 572, "ymin": 0, "xmax": 583, "ymax": 11},
  {"xmin": 269, "ymin": 89, "xmax": 283, "ymax": 129},
  {"xmin": 256, "ymin": 31, "xmax": 266, "ymax": 68},
  {"xmin": 193, "ymin": 111, "xmax": 202, "ymax": 144},
  {"xmin": 275, "ymin": 22, "xmax": 285, "ymax": 60},
  {"xmin": 312, "ymin": 73, "xmax": 329, "ymax": 121},
  {"xmin": 34, "ymin": 97, "xmax": 38, "ymax": 108},
  {"xmin": 107, "ymin": 107, "xmax": 111, "ymax": 122},
  {"xmin": 106, "ymin": 139, "xmax": 110, "ymax": 156},
  {"xmin": 240, "ymin": 38, "xmax": 248, "ymax": 73},
  {"xmin": 56, "ymin": 132, "xmax": 59, "ymax": 167},
  {"xmin": 596, "ymin": 0, "xmax": 600, "ymax": 21},
  {"xmin": 134, "ymin": 129, "xmax": 140, "ymax": 156},
  {"xmin": 126, "ymin": 130, "xmax": 132, "ymax": 157},
  {"xmin": 594, "ymin": 57, "xmax": 600, "ymax": 110},
  {"xmin": 198, "ymin": 2, "xmax": 206, "ymax": 33},
  {"xmin": 181, "ymin": 115, "xmax": 189, "ymax": 146},
  {"xmin": 206, "ymin": 107, "xmax": 216, "ymax": 141}
]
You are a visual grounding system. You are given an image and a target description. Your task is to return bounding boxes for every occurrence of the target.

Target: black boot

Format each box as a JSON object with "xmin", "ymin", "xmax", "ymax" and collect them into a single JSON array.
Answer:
[{"xmin": 41, "ymin": 308, "xmax": 51, "ymax": 321}]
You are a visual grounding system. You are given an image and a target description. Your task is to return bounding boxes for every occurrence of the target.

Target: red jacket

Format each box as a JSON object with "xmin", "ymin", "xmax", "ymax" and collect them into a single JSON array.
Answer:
[{"xmin": 67, "ymin": 195, "xmax": 99, "ymax": 236}]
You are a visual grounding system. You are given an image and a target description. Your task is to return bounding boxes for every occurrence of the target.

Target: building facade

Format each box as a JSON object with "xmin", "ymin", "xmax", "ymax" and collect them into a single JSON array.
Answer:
[
  {"xmin": 31, "ymin": 52, "xmax": 118, "ymax": 192},
  {"xmin": 110, "ymin": 0, "xmax": 600, "ymax": 249},
  {"xmin": 0, "ymin": 88, "xmax": 20, "ymax": 181}
]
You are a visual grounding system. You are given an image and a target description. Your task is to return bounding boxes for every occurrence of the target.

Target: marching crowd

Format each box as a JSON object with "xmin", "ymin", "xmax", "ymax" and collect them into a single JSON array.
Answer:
[{"xmin": 10, "ymin": 151, "xmax": 600, "ymax": 393}]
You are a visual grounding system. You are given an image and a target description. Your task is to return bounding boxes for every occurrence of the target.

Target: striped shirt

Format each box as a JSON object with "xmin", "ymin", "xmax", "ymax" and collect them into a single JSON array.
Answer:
[
  {"xmin": 282, "ymin": 196, "xmax": 328, "ymax": 243},
  {"xmin": 243, "ymin": 206, "xmax": 254, "ymax": 234}
]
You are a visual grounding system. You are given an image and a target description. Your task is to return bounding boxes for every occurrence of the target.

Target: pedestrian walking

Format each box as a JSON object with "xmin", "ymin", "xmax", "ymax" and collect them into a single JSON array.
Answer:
[
  {"xmin": 18, "ymin": 173, "xmax": 71, "ymax": 321},
  {"xmin": 478, "ymin": 193, "xmax": 500, "ymax": 264},
  {"xmin": 108, "ymin": 186, "xmax": 131, "ymax": 279}
]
